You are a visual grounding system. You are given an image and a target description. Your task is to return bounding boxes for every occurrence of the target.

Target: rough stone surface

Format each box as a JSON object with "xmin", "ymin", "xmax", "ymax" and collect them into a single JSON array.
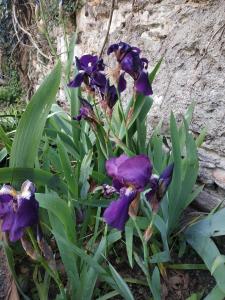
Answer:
[{"xmin": 73, "ymin": 0, "xmax": 225, "ymax": 208}]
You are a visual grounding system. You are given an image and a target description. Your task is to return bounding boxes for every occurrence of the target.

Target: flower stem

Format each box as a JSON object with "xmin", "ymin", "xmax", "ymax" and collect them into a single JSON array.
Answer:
[{"xmin": 27, "ymin": 228, "xmax": 66, "ymax": 299}]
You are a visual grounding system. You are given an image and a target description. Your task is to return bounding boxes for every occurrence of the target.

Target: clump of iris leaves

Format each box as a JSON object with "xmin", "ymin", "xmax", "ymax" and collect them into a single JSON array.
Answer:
[{"xmin": 1, "ymin": 35, "xmax": 225, "ymax": 300}]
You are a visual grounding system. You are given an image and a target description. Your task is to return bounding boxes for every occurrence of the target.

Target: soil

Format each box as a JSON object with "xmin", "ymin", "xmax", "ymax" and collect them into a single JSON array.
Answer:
[{"xmin": 0, "ymin": 247, "xmax": 10, "ymax": 300}]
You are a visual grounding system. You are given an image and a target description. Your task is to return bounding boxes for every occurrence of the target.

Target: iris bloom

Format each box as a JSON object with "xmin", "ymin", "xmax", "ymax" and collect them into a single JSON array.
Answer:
[
  {"xmin": 147, "ymin": 164, "xmax": 174, "ymax": 213},
  {"xmin": 107, "ymin": 42, "xmax": 153, "ymax": 96},
  {"xmin": 73, "ymin": 97, "xmax": 95, "ymax": 122},
  {"xmin": 68, "ymin": 54, "xmax": 106, "ymax": 92},
  {"xmin": 103, "ymin": 154, "xmax": 152, "ymax": 230},
  {"xmin": 0, "ymin": 180, "xmax": 39, "ymax": 242}
]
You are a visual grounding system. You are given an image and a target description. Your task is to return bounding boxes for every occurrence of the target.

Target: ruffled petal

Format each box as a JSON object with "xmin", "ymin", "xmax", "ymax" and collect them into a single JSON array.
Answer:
[
  {"xmin": 117, "ymin": 154, "xmax": 152, "ymax": 190},
  {"xmin": 103, "ymin": 188, "xmax": 136, "ymax": 230},
  {"xmin": 68, "ymin": 72, "xmax": 85, "ymax": 88},
  {"xmin": 135, "ymin": 71, "xmax": 153, "ymax": 96},
  {"xmin": 118, "ymin": 73, "xmax": 127, "ymax": 93},
  {"xmin": 105, "ymin": 154, "xmax": 129, "ymax": 178}
]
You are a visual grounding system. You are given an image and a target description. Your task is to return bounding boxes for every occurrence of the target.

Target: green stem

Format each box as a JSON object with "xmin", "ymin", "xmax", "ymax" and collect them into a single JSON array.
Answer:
[
  {"xmin": 131, "ymin": 217, "xmax": 153, "ymax": 293},
  {"xmin": 117, "ymin": 93, "xmax": 130, "ymax": 148},
  {"xmin": 27, "ymin": 228, "xmax": 66, "ymax": 299}
]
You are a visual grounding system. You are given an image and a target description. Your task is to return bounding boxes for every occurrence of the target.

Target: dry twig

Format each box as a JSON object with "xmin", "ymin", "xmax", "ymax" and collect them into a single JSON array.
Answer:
[{"xmin": 99, "ymin": 0, "xmax": 115, "ymax": 57}]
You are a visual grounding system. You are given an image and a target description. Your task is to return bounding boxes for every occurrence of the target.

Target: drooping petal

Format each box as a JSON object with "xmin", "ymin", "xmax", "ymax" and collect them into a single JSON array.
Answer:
[
  {"xmin": 118, "ymin": 73, "xmax": 127, "ymax": 93},
  {"xmin": 107, "ymin": 43, "xmax": 119, "ymax": 55},
  {"xmin": 117, "ymin": 155, "xmax": 152, "ymax": 190},
  {"xmin": 103, "ymin": 80, "xmax": 118, "ymax": 109},
  {"xmin": 73, "ymin": 107, "xmax": 90, "ymax": 121},
  {"xmin": 158, "ymin": 163, "xmax": 174, "ymax": 198},
  {"xmin": 103, "ymin": 188, "xmax": 136, "ymax": 230},
  {"xmin": 135, "ymin": 71, "xmax": 153, "ymax": 96},
  {"xmin": 68, "ymin": 72, "xmax": 85, "ymax": 88},
  {"xmin": 146, "ymin": 164, "xmax": 174, "ymax": 213},
  {"xmin": 120, "ymin": 51, "xmax": 142, "ymax": 79},
  {"xmin": 1, "ymin": 209, "xmax": 15, "ymax": 232},
  {"xmin": 105, "ymin": 154, "xmax": 129, "ymax": 178},
  {"xmin": 9, "ymin": 196, "xmax": 39, "ymax": 242},
  {"xmin": 91, "ymin": 72, "xmax": 107, "ymax": 89}
]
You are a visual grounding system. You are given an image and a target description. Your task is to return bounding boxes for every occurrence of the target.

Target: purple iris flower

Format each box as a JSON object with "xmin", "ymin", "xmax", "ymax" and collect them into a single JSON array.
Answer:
[
  {"xmin": 146, "ymin": 164, "xmax": 174, "ymax": 213},
  {"xmin": 107, "ymin": 42, "xmax": 153, "ymax": 96},
  {"xmin": 73, "ymin": 97, "xmax": 94, "ymax": 122},
  {"xmin": 68, "ymin": 55, "xmax": 106, "ymax": 92},
  {"xmin": 0, "ymin": 180, "xmax": 39, "ymax": 242},
  {"xmin": 103, "ymin": 154, "xmax": 152, "ymax": 230}
]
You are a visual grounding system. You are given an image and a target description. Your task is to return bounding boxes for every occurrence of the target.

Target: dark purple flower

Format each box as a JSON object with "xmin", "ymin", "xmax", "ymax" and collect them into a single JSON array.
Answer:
[
  {"xmin": 0, "ymin": 181, "xmax": 39, "ymax": 242},
  {"xmin": 146, "ymin": 163, "xmax": 174, "ymax": 213},
  {"xmin": 68, "ymin": 55, "xmax": 106, "ymax": 91},
  {"xmin": 103, "ymin": 154, "xmax": 152, "ymax": 230},
  {"xmin": 73, "ymin": 97, "xmax": 96, "ymax": 123},
  {"xmin": 107, "ymin": 42, "xmax": 153, "ymax": 96},
  {"xmin": 100, "ymin": 79, "xmax": 118, "ymax": 109}
]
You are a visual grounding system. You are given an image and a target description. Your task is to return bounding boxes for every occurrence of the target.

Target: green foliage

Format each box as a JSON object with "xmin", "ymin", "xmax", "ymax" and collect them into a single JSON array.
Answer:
[
  {"xmin": 0, "ymin": 70, "xmax": 22, "ymax": 104},
  {"xmin": 1, "ymin": 34, "xmax": 221, "ymax": 300}
]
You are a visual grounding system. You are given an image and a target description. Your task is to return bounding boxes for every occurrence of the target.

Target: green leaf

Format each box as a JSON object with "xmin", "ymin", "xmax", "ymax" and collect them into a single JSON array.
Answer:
[
  {"xmin": 65, "ymin": 33, "xmax": 76, "ymax": 81},
  {"xmin": 149, "ymin": 58, "xmax": 163, "ymax": 84},
  {"xmin": 36, "ymin": 193, "xmax": 76, "ymax": 243},
  {"xmin": 185, "ymin": 232, "xmax": 225, "ymax": 294},
  {"xmin": 0, "ymin": 147, "xmax": 7, "ymax": 162},
  {"xmin": 57, "ymin": 137, "xmax": 77, "ymax": 196},
  {"xmin": 10, "ymin": 62, "xmax": 62, "ymax": 167},
  {"xmin": 204, "ymin": 285, "xmax": 225, "ymax": 300},
  {"xmin": 186, "ymin": 207, "xmax": 225, "ymax": 237},
  {"xmin": 211, "ymin": 255, "xmax": 225, "ymax": 275},
  {"xmin": 125, "ymin": 220, "xmax": 134, "ymax": 268},
  {"xmin": 151, "ymin": 267, "xmax": 161, "ymax": 300},
  {"xmin": 0, "ymin": 167, "xmax": 67, "ymax": 192},
  {"xmin": 109, "ymin": 263, "xmax": 134, "ymax": 300},
  {"xmin": 0, "ymin": 125, "xmax": 12, "ymax": 152},
  {"xmin": 96, "ymin": 291, "xmax": 119, "ymax": 300},
  {"xmin": 196, "ymin": 127, "xmax": 207, "ymax": 147}
]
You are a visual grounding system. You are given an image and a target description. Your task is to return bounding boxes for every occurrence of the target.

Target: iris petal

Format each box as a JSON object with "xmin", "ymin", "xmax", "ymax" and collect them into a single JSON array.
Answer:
[
  {"xmin": 103, "ymin": 188, "xmax": 136, "ymax": 230},
  {"xmin": 105, "ymin": 154, "xmax": 129, "ymax": 178},
  {"xmin": 9, "ymin": 196, "xmax": 39, "ymax": 242},
  {"xmin": 68, "ymin": 72, "xmax": 85, "ymax": 88},
  {"xmin": 79, "ymin": 54, "xmax": 98, "ymax": 69},
  {"xmin": 117, "ymin": 154, "xmax": 152, "ymax": 190},
  {"xmin": 2, "ymin": 209, "xmax": 15, "ymax": 232},
  {"xmin": 135, "ymin": 71, "xmax": 153, "ymax": 96},
  {"xmin": 0, "ymin": 185, "xmax": 17, "ymax": 202},
  {"xmin": 118, "ymin": 73, "xmax": 127, "ymax": 93},
  {"xmin": 107, "ymin": 43, "xmax": 119, "ymax": 55}
]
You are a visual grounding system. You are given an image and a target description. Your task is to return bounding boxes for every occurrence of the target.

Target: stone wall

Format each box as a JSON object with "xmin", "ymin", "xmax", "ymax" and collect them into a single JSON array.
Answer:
[{"xmin": 74, "ymin": 0, "xmax": 225, "ymax": 208}]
